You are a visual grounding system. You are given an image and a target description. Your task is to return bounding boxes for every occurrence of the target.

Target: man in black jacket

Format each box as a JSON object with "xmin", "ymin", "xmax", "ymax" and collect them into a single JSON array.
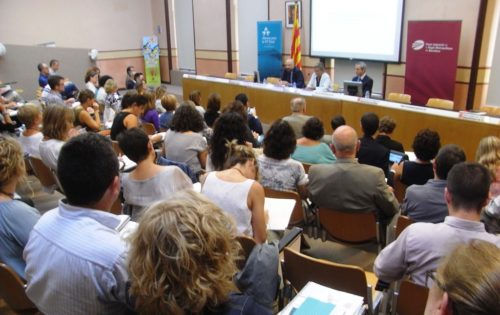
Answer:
[
  {"xmin": 357, "ymin": 112, "xmax": 389, "ymax": 178},
  {"xmin": 280, "ymin": 58, "xmax": 305, "ymax": 88},
  {"xmin": 352, "ymin": 61, "xmax": 374, "ymax": 97}
]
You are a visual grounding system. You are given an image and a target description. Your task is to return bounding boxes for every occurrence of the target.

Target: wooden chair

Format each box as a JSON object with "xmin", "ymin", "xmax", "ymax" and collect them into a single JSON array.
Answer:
[
  {"xmin": 318, "ymin": 208, "xmax": 380, "ymax": 247},
  {"xmin": 282, "ymin": 248, "xmax": 379, "ymax": 314},
  {"xmin": 0, "ymin": 263, "xmax": 38, "ymax": 315},
  {"xmin": 224, "ymin": 72, "xmax": 238, "ymax": 80},
  {"xmin": 394, "ymin": 215, "xmax": 413, "ymax": 238},
  {"xmin": 29, "ymin": 157, "xmax": 57, "ymax": 188},
  {"xmin": 387, "ymin": 93, "xmax": 411, "ymax": 104},
  {"xmin": 393, "ymin": 174, "xmax": 407, "ymax": 203},
  {"xmin": 142, "ymin": 122, "xmax": 156, "ymax": 135},
  {"xmin": 479, "ymin": 105, "xmax": 500, "ymax": 116},
  {"xmin": 264, "ymin": 188, "xmax": 304, "ymax": 226},
  {"xmin": 393, "ymin": 280, "xmax": 429, "ymax": 315},
  {"xmin": 236, "ymin": 235, "xmax": 257, "ymax": 270},
  {"xmin": 426, "ymin": 98, "xmax": 454, "ymax": 110}
]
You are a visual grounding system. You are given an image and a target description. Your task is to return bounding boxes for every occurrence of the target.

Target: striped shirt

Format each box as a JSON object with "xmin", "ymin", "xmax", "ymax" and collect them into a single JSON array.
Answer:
[{"xmin": 23, "ymin": 200, "xmax": 133, "ymax": 314}]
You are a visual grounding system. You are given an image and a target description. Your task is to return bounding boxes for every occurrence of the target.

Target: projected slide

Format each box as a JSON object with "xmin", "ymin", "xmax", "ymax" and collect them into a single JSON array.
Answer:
[{"xmin": 310, "ymin": 0, "xmax": 404, "ymax": 62}]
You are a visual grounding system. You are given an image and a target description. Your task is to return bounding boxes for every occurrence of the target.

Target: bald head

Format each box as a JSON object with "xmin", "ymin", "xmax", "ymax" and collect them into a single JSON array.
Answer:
[
  {"xmin": 285, "ymin": 58, "xmax": 294, "ymax": 70},
  {"xmin": 290, "ymin": 97, "xmax": 306, "ymax": 113},
  {"xmin": 332, "ymin": 125, "xmax": 359, "ymax": 157}
]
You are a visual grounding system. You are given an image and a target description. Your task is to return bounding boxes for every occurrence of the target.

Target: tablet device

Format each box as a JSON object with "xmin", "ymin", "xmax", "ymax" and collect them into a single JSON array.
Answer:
[{"xmin": 389, "ymin": 150, "xmax": 405, "ymax": 164}]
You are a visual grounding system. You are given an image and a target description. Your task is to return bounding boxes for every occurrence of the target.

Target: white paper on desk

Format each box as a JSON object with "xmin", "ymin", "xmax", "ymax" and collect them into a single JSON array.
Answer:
[
  {"xmin": 120, "ymin": 155, "xmax": 137, "ymax": 171},
  {"xmin": 192, "ymin": 182, "xmax": 202, "ymax": 193},
  {"xmin": 265, "ymin": 197, "xmax": 295, "ymax": 230}
]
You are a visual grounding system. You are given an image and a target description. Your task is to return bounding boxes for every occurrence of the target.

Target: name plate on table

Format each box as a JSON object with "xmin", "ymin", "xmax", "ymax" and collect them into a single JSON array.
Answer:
[{"xmin": 459, "ymin": 111, "xmax": 487, "ymax": 122}]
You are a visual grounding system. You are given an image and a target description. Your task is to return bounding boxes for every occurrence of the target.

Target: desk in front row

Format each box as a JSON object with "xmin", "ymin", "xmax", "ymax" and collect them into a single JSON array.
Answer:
[{"xmin": 183, "ymin": 75, "xmax": 500, "ymax": 160}]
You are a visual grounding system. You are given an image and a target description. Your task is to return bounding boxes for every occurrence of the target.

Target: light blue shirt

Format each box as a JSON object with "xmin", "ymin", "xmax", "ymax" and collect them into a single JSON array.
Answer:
[
  {"xmin": 0, "ymin": 200, "xmax": 40, "ymax": 278},
  {"xmin": 23, "ymin": 200, "xmax": 133, "ymax": 314},
  {"xmin": 292, "ymin": 143, "xmax": 336, "ymax": 165}
]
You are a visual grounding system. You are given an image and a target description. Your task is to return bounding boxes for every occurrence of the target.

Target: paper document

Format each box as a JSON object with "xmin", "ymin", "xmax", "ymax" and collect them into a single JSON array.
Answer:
[
  {"xmin": 265, "ymin": 197, "xmax": 296, "ymax": 230},
  {"xmin": 119, "ymin": 155, "xmax": 137, "ymax": 172}
]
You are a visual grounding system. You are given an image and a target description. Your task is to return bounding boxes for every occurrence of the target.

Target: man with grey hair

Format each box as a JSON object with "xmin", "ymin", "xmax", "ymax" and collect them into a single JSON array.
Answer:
[
  {"xmin": 352, "ymin": 61, "xmax": 374, "ymax": 97},
  {"xmin": 308, "ymin": 125, "xmax": 399, "ymax": 230},
  {"xmin": 306, "ymin": 62, "xmax": 331, "ymax": 90},
  {"xmin": 280, "ymin": 58, "xmax": 305, "ymax": 88},
  {"xmin": 282, "ymin": 97, "xmax": 311, "ymax": 139}
]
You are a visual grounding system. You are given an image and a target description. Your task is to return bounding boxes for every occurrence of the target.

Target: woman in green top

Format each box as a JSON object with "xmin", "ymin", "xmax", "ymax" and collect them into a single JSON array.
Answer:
[{"xmin": 292, "ymin": 117, "xmax": 336, "ymax": 165}]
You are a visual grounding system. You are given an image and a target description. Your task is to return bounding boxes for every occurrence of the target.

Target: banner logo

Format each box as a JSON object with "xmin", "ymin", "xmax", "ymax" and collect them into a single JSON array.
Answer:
[{"xmin": 412, "ymin": 40, "xmax": 425, "ymax": 51}]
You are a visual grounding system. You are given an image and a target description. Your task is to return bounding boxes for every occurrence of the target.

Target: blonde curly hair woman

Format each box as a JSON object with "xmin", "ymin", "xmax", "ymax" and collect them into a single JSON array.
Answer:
[
  {"xmin": 127, "ymin": 190, "xmax": 271, "ymax": 315},
  {"xmin": 0, "ymin": 136, "xmax": 40, "ymax": 278}
]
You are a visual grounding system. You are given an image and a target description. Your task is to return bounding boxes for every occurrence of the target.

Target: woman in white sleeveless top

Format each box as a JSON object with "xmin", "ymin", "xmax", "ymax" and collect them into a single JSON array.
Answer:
[{"xmin": 201, "ymin": 141, "xmax": 267, "ymax": 243}]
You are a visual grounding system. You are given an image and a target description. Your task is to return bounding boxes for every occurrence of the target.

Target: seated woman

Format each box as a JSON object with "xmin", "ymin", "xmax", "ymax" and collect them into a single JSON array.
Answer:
[
  {"xmin": 141, "ymin": 92, "xmax": 160, "ymax": 132},
  {"xmin": 128, "ymin": 190, "xmax": 272, "ymax": 315},
  {"xmin": 208, "ymin": 112, "xmax": 251, "ymax": 171},
  {"xmin": 154, "ymin": 86, "xmax": 167, "ymax": 114},
  {"xmin": 376, "ymin": 116, "xmax": 405, "ymax": 153},
  {"xmin": 424, "ymin": 240, "xmax": 500, "ymax": 315},
  {"xmin": 201, "ymin": 141, "xmax": 266, "ymax": 243},
  {"xmin": 39, "ymin": 105, "xmax": 75, "ymax": 170},
  {"xmin": 204, "ymin": 93, "xmax": 221, "ymax": 128},
  {"xmin": 159, "ymin": 94, "xmax": 177, "ymax": 131},
  {"xmin": 292, "ymin": 117, "xmax": 336, "ymax": 164},
  {"xmin": 84, "ymin": 69, "xmax": 99, "ymax": 94},
  {"xmin": 73, "ymin": 89, "xmax": 101, "ymax": 132},
  {"xmin": 476, "ymin": 136, "xmax": 500, "ymax": 234},
  {"xmin": 222, "ymin": 100, "xmax": 259, "ymax": 147},
  {"xmin": 118, "ymin": 128, "xmax": 192, "ymax": 221},
  {"xmin": 0, "ymin": 136, "xmax": 41, "ymax": 278},
  {"xmin": 189, "ymin": 89, "xmax": 205, "ymax": 115},
  {"xmin": 392, "ymin": 128, "xmax": 441, "ymax": 187},
  {"xmin": 258, "ymin": 119, "xmax": 308, "ymax": 198},
  {"xmin": 110, "ymin": 93, "xmax": 147, "ymax": 140},
  {"xmin": 103, "ymin": 78, "xmax": 121, "ymax": 123},
  {"xmin": 17, "ymin": 104, "xmax": 43, "ymax": 158},
  {"xmin": 163, "ymin": 104, "xmax": 208, "ymax": 176}
]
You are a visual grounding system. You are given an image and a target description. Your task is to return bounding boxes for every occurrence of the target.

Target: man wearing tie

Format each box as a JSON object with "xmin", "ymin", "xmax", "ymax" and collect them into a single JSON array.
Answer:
[
  {"xmin": 280, "ymin": 58, "xmax": 305, "ymax": 88},
  {"xmin": 352, "ymin": 61, "xmax": 374, "ymax": 97},
  {"xmin": 306, "ymin": 62, "xmax": 331, "ymax": 90}
]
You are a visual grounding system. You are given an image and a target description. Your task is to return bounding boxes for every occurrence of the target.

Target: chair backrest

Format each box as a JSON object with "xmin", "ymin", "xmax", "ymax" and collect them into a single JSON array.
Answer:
[
  {"xmin": 301, "ymin": 162, "xmax": 312, "ymax": 174},
  {"xmin": 387, "ymin": 93, "xmax": 411, "ymax": 104},
  {"xmin": 395, "ymin": 280, "xmax": 429, "ymax": 315},
  {"xmin": 0, "ymin": 263, "xmax": 38, "ymax": 313},
  {"xmin": 394, "ymin": 215, "xmax": 413, "ymax": 238},
  {"xmin": 29, "ymin": 157, "xmax": 57, "ymax": 187},
  {"xmin": 224, "ymin": 72, "xmax": 238, "ymax": 80},
  {"xmin": 479, "ymin": 105, "xmax": 500, "ymax": 116},
  {"xmin": 393, "ymin": 174, "xmax": 407, "ymax": 203},
  {"xmin": 263, "ymin": 188, "xmax": 304, "ymax": 226},
  {"xmin": 283, "ymin": 248, "xmax": 369, "ymax": 303},
  {"xmin": 142, "ymin": 122, "xmax": 156, "ymax": 135},
  {"xmin": 318, "ymin": 208, "xmax": 378, "ymax": 244},
  {"xmin": 426, "ymin": 98, "xmax": 454, "ymax": 110},
  {"xmin": 236, "ymin": 235, "xmax": 257, "ymax": 269}
]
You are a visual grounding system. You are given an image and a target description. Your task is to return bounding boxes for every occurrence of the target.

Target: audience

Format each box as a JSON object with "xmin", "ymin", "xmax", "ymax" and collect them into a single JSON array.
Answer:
[
  {"xmin": 376, "ymin": 116, "xmax": 404, "ymax": 153},
  {"xmin": 118, "ymin": 128, "xmax": 192, "ymax": 221},
  {"xmin": 402, "ymin": 144, "xmax": 466, "ymax": 223},
  {"xmin": 374, "ymin": 162, "xmax": 500, "ymax": 287},
  {"xmin": 393, "ymin": 128, "xmax": 441, "ymax": 186},
  {"xmin": 476, "ymin": 136, "xmax": 500, "ymax": 233},
  {"xmin": 282, "ymin": 97, "xmax": 311, "ymax": 139},
  {"xmin": 189, "ymin": 89, "xmax": 206, "ymax": 115},
  {"xmin": 17, "ymin": 104, "xmax": 43, "ymax": 158},
  {"xmin": 330, "ymin": 114, "xmax": 346, "ymax": 131},
  {"xmin": 39, "ymin": 105, "xmax": 75, "ymax": 170},
  {"xmin": 159, "ymin": 94, "xmax": 177, "ymax": 131},
  {"xmin": 0, "ymin": 103, "xmax": 17, "ymax": 133},
  {"xmin": 154, "ymin": 85, "xmax": 167, "ymax": 113},
  {"xmin": 201, "ymin": 141, "xmax": 266, "ymax": 243},
  {"xmin": 423, "ymin": 240, "xmax": 500, "ymax": 315},
  {"xmin": 125, "ymin": 66, "xmax": 136, "ymax": 89},
  {"xmin": 204, "ymin": 92, "xmax": 221, "ymax": 127},
  {"xmin": 292, "ymin": 117, "xmax": 336, "ymax": 164},
  {"xmin": 235, "ymin": 93, "xmax": 263, "ymax": 135},
  {"xmin": 41, "ymin": 75, "xmax": 74, "ymax": 106},
  {"xmin": 223, "ymin": 100, "xmax": 259, "ymax": 147},
  {"xmin": 357, "ymin": 112, "xmax": 390, "ymax": 177},
  {"xmin": 110, "ymin": 93, "xmax": 147, "ymax": 140},
  {"xmin": 0, "ymin": 136, "xmax": 40, "ymax": 278},
  {"xmin": 258, "ymin": 119, "xmax": 308, "ymax": 197},
  {"xmin": 84, "ymin": 69, "xmax": 99, "ymax": 94},
  {"xmin": 37, "ymin": 63, "xmax": 50, "ymax": 88},
  {"xmin": 48, "ymin": 59, "xmax": 59, "ymax": 75},
  {"xmin": 96, "ymin": 75, "xmax": 112, "ymax": 103},
  {"xmin": 73, "ymin": 89, "xmax": 101, "ymax": 132},
  {"xmin": 24, "ymin": 133, "xmax": 134, "ymax": 314},
  {"xmin": 103, "ymin": 78, "xmax": 120, "ymax": 123},
  {"xmin": 308, "ymin": 125, "xmax": 398, "ymax": 229},
  {"xmin": 163, "ymin": 104, "xmax": 207, "ymax": 176},
  {"xmin": 128, "ymin": 190, "xmax": 272, "ymax": 314},
  {"xmin": 141, "ymin": 92, "xmax": 160, "ymax": 132},
  {"xmin": 208, "ymin": 112, "xmax": 251, "ymax": 171}
]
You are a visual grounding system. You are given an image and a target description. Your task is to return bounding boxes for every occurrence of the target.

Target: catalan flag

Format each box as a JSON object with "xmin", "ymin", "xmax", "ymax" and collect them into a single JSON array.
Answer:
[{"xmin": 290, "ymin": 2, "xmax": 302, "ymax": 69}]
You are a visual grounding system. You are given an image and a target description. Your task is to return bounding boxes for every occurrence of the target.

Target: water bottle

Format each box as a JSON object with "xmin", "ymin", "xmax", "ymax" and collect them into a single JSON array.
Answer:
[
  {"xmin": 365, "ymin": 90, "xmax": 370, "ymax": 98},
  {"xmin": 292, "ymin": 82, "xmax": 296, "ymax": 88}
]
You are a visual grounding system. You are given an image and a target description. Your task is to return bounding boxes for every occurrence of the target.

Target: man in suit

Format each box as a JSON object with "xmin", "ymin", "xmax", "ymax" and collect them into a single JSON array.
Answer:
[
  {"xmin": 308, "ymin": 125, "xmax": 399, "ymax": 228},
  {"xmin": 357, "ymin": 112, "xmax": 390, "ymax": 177},
  {"xmin": 280, "ymin": 58, "xmax": 305, "ymax": 88},
  {"xmin": 352, "ymin": 61, "xmax": 373, "ymax": 97}
]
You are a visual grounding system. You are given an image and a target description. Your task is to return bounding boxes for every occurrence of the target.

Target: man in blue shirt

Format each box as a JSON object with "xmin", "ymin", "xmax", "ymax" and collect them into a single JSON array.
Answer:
[
  {"xmin": 37, "ymin": 63, "xmax": 49, "ymax": 88},
  {"xmin": 24, "ymin": 133, "xmax": 135, "ymax": 314}
]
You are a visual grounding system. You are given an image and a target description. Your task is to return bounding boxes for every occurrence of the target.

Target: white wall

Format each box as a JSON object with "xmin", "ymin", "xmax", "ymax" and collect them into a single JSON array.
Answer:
[
  {"xmin": 236, "ymin": 0, "xmax": 268, "ymax": 74},
  {"xmin": 487, "ymin": 15, "xmax": 500, "ymax": 106},
  {"xmin": 173, "ymin": 0, "xmax": 196, "ymax": 70}
]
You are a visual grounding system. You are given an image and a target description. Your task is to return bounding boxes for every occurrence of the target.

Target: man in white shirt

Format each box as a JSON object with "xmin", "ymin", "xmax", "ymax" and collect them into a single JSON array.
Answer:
[
  {"xmin": 24, "ymin": 133, "xmax": 135, "ymax": 314},
  {"xmin": 306, "ymin": 62, "xmax": 331, "ymax": 90},
  {"xmin": 49, "ymin": 59, "xmax": 59, "ymax": 75},
  {"xmin": 374, "ymin": 162, "xmax": 500, "ymax": 287}
]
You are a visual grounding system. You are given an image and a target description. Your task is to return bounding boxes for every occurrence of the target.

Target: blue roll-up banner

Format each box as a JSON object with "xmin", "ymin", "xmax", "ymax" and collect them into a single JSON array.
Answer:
[{"xmin": 257, "ymin": 20, "xmax": 283, "ymax": 81}]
